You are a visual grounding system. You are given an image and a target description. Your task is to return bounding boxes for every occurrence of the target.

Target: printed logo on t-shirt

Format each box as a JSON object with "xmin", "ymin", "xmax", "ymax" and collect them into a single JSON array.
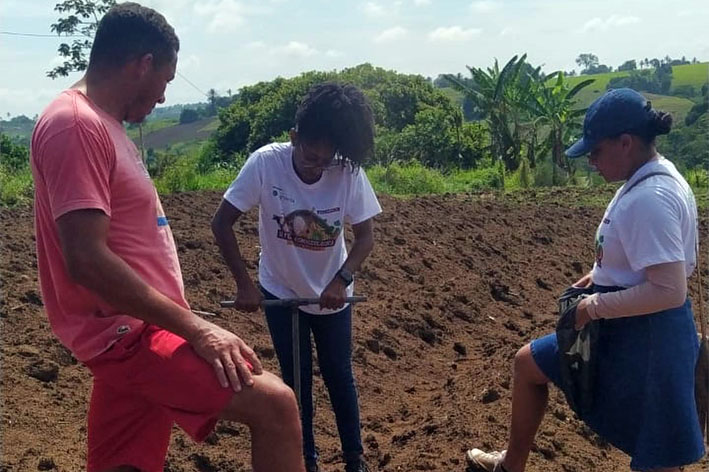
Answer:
[
  {"xmin": 272, "ymin": 186, "xmax": 296, "ymax": 204},
  {"xmin": 273, "ymin": 209, "xmax": 341, "ymax": 251},
  {"xmin": 116, "ymin": 325, "xmax": 130, "ymax": 335},
  {"xmin": 317, "ymin": 207, "xmax": 340, "ymax": 215},
  {"xmin": 595, "ymin": 234, "xmax": 604, "ymax": 268},
  {"xmin": 155, "ymin": 190, "xmax": 169, "ymax": 227}
]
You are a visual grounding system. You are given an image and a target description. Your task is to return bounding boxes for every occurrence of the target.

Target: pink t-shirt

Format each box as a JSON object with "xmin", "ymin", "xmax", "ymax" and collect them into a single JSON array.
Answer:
[{"xmin": 31, "ymin": 89, "xmax": 187, "ymax": 362}]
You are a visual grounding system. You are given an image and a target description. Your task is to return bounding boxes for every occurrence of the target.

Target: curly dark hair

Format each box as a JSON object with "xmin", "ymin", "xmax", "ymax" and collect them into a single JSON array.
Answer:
[
  {"xmin": 89, "ymin": 2, "xmax": 179, "ymax": 71},
  {"xmin": 295, "ymin": 82, "xmax": 375, "ymax": 167}
]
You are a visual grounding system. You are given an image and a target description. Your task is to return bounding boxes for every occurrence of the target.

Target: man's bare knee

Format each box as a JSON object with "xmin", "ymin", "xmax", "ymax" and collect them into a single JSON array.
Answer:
[{"xmin": 220, "ymin": 370, "xmax": 299, "ymax": 427}]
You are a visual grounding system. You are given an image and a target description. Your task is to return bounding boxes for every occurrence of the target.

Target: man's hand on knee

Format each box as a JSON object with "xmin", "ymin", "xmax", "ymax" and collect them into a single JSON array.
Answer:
[{"xmin": 189, "ymin": 321, "xmax": 263, "ymax": 392}]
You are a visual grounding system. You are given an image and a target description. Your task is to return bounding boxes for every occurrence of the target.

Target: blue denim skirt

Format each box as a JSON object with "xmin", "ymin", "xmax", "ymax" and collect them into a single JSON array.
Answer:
[{"xmin": 531, "ymin": 288, "xmax": 705, "ymax": 470}]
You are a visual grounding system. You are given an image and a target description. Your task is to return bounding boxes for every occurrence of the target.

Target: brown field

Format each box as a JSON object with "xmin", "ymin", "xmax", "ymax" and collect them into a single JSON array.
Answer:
[{"xmin": 2, "ymin": 190, "xmax": 707, "ymax": 471}]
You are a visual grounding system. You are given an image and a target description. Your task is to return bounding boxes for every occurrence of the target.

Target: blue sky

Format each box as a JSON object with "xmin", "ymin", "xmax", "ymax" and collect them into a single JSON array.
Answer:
[{"xmin": 1, "ymin": 0, "xmax": 708, "ymax": 117}]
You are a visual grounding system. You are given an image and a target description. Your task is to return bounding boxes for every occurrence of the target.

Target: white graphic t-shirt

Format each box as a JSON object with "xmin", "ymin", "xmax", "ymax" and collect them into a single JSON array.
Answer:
[
  {"xmin": 224, "ymin": 142, "xmax": 382, "ymax": 314},
  {"xmin": 591, "ymin": 157, "xmax": 698, "ymax": 288}
]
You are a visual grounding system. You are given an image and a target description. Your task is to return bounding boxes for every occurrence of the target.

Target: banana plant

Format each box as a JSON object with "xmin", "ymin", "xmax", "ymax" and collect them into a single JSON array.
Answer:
[
  {"xmin": 445, "ymin": 54, "xmax": 536, "ymax": 171},
  {"xmin": 525, "ymin": 72, "xmax": 594, "ymax": 183}
]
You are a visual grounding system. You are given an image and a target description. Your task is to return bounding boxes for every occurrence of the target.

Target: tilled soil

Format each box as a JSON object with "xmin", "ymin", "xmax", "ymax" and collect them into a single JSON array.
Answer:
[{"xmin": 2, "ymin": 189, "xmax": 707, "ymax": 472}]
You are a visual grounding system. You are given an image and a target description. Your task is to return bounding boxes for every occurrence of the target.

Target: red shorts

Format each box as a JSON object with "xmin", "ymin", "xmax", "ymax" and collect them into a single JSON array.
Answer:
[{"xmin": 84, "ymin": 324, "xmax": 235, "ymax": 472}]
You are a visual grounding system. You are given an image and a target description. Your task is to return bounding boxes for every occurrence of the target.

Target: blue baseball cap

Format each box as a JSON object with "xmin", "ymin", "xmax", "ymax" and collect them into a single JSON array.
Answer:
[{"xmin": 565, "ymin": 88, "xmax": 653, "ymax": 158}]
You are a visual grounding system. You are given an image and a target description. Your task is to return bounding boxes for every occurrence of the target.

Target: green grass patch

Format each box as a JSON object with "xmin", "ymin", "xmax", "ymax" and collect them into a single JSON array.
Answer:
[
  {"xmin": 444, "ymin": 166, "xmax": 506, "ymax": 192},
  {"xmin": 154, "ymin": 156, "xmax": 236, "ymax": 194},
  {"xmin": 367, "ymin": 161, "xmax": 446, "ymax": 195},
  {"xmin": 565, "ymin": 71, "xmax": 628, "ymax": 106},
  {"xmin": 643, "ymin": 93, "xmax": 696, "ymax": 121},
  {"xmin": 0, "ymin": 166, "xmax": 33, "ymax": 206},
  {"xmin": 368, "ymin": 161, "xmax": 507, "ymax": 195},
  {"xmin": 670, "ymin": 63, "xmax": 709, "ymax": 90},
  {"xmin": 564, "ymin": 62, "xmax": 709, "ymax": 107},
  {"xmin": 199, "ymin": 117, "xmax": 220, "ymax": 133},
  {"xmin": 367, "ymin": 160, "xmax": 707, "ymax": 210},
  {"xmin": 2, "ymin": 154, "xmax": 704, "ymax": 211}
]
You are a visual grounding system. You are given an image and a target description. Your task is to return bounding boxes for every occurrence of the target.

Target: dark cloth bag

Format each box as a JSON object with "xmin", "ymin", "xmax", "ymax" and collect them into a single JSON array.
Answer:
[{"xmin": 556, "ymin": 285, "xmax": 598, "ymax": 417}]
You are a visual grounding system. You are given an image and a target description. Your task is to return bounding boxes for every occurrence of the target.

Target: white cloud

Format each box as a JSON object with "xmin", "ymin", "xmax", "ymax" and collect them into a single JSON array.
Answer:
[
  {"xmin": 143, "ymin": 0, "xmax": 193, "ymax": 17},
  {"xmin": 428, "ymin": 26, "xmax": 481, "ymax": 42},
  {"xmin": 413, "ymin": 0, "xmax": 431, "ymax": 5},
  {"xmin": 374, "ymin": 26, "xmax": 408, "ymax": 43},
  {"xmin": 363, "ymin": 1, "xmax": 393, "ymax": 18},
  {"xmin": 193, "ymin": 0, "xmax": 247, "ymax": 33},
  {"xmin": 325, "ymin": 49, "xmax": 344, "ymax": 58},
  {"xmin": 0, "ymin": 87, "xmax": 62, "ymax": 117},
  {"xmin": 270, "ymin": 41, "xmax": 318, "ymax": 57},
  {"xmin": 499, "ymin": 27, "xmax": 513, "ymax": 37},
  {"xmin": 470, "ymin": 1, "xmax": 499, "ymax": 13},
  {"xmin": 244, "ymin": 41, "xmax": 267, "ymax": 50},
  {"xmin": 0, "ymin": 0, "xmax": 53, "ymax": 18},
  {"xmin": 582, "ymin": 15, "xmax": 640, "ymax": 32},
  {"xmin": 178, "ymin": 54, "xmax": 201, "ymax": 71}
]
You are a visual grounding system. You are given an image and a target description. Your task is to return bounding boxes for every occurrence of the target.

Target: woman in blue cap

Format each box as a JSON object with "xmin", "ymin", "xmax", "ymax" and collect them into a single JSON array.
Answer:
[{"xmin": 465, "ymin": 88, "xmax": 704, "ymax": 472}]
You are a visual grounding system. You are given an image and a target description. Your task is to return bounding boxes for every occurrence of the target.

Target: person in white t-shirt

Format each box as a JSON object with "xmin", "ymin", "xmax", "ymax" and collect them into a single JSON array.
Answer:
[
  {"xmin": 212, "ymin": 82, "xmax": 382, "ymax": 472},
  {"xmin": 465, "ymin": 88, "xmax": 704, "ymax": 472}
]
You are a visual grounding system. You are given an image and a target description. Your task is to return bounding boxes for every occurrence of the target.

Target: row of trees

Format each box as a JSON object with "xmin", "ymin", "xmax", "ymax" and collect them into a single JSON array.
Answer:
[
  {"xmin": 573, "ymin": 53, "xmax": 699, "ymax": 76},
  {"xmin": 607, "ymin": 63, "xmax": 673, "ymax": 95},
  {"xmin": 179, "ymin": 90, "xmax": 235, "ymax": 124},
  {"xmin": 205, "ymin": 56, "xmax": 600, "ymax": 185},
  {"xmin": 0, "ymin": 134, "xmax": 29, "ymax": 172},
  {"xmin": 204, "ymin": 63, "xmax": 489, "ymax": 171}
]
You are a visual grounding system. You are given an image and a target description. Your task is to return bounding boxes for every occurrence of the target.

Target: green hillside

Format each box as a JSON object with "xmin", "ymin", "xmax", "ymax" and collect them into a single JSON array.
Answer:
[
  {"xmin": 135, "ymin": 116, "xmax": 218, "ymax": 149},
  {"xmin": 0, "ymin": 116, "xmax": 34, "ymax": 145},
  {"xmin": 642, "ymin": 93, "xmax": 696, "ymax": 121},
  {"xmin": 437, "ymin": 63, "xmax": 706, "ymax": 123},
  {"xmin": 671, "ymin": 62, "xmax": 709, "ymax": 89},
  {"xmin": 126, "ymin": 118, "xmax": 178, "ymax": 140},
  {"xmin": 565, "ymin": 62, "xmax": 708, "ymax": 105}
]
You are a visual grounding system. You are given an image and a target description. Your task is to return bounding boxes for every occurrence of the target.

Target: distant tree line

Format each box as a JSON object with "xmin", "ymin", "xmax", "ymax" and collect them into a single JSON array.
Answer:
[
  {"xmin": 571, "ymin": 53, "xmax": 699, "ymax": 76},
  {"xmin": 202, "ymin": 63, "xmax": 489, "ymax": 171},
  {"xmin": 607, "ymin": 63, "xmax": 673, "ymax": 94}
]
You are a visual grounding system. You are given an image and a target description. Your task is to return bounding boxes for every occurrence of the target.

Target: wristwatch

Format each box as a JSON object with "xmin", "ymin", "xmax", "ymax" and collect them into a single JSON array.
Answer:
[{"xmin": 336, "ymin": 267, "xmax": 354, "ymax": 286}]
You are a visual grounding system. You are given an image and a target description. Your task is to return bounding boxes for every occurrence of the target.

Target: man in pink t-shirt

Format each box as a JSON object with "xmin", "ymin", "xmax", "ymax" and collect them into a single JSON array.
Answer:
[{"xmin": 30, "ymin": 4, "xmax": 304, "ymax": 472}]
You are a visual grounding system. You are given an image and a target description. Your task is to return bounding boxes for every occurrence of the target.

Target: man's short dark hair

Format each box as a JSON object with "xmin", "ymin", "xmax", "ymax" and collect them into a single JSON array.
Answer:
[
  {"xmin": 88, "ymin": 2, "xmax": 179, "ymax": 71},
  {"xmin": 295, "ymin": 82, "xmax": 375, "ymax": 167}
]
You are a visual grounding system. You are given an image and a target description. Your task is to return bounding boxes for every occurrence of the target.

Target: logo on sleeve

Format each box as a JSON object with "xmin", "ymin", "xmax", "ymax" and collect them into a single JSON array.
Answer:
[{"xmin": 595, "ymin": 234, "xmax": 604, "ymax": 268}]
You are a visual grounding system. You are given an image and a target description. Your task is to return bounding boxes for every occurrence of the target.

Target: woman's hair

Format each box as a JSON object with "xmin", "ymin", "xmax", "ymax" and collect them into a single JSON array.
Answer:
[
  {"xmin": 88, "ymin": 2, "xmax": 180, "ymax": 71},
  {"xmin": 639, "ymin": 102, "xmax": 673, "ymax": 144},
  {"xmin": 294, "ymin": 82, "xmax": 375, "ymax": 168},
  {"xmin": 646, "ymin": 107, "xmax": 672, "ymax": 141}
]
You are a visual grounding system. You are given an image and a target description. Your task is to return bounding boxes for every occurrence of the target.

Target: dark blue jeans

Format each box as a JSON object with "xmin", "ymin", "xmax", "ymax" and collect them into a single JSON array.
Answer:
[{"xmin": 262, "ymin": 289, "xmax": 363, "ymax": 465}]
